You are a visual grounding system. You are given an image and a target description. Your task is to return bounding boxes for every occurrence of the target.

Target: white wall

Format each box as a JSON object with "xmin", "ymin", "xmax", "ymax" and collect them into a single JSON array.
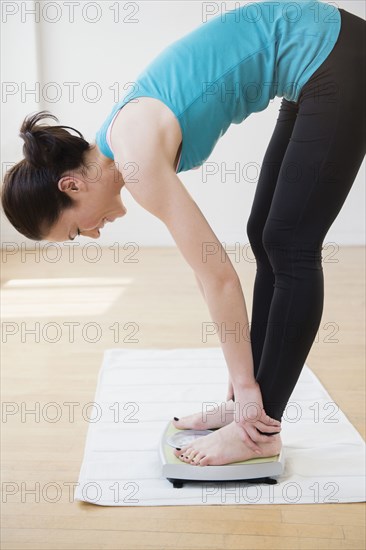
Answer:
[{"xmin": 1, "ymin": 0, "xmax": 365, "ymax": 247}]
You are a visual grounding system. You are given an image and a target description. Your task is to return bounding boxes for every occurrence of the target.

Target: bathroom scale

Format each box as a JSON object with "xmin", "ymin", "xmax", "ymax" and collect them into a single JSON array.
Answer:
[{"xmin": 159, "ymin": 420, "xmax": 285, "ymax": 488}]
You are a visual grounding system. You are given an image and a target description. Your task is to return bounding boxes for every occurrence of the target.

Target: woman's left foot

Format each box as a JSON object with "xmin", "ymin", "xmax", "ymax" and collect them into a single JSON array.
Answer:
[{"xmin": 173, "ymin": 420, "xmax": 282, "ymax": 466}]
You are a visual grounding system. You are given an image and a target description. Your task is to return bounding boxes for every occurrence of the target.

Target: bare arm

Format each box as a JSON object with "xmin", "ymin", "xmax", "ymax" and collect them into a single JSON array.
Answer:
[
  {"xmin": 194, "ymin": 273, "xmax": 206, "ymax": 301},
  {"xmin": 115, "ymin": 137, "xmax": 257, "ymax": 390},
  {"xmin": 193, "ymin": 273, "xmax": 253, "ymax": 389},
  {"xmin": 198, "ymin": 278, "xmax": 256, "ymax": 389}
]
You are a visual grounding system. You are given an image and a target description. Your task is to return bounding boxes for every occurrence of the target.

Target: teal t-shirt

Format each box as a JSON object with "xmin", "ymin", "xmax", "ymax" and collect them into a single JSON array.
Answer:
[{"xmin": 95, "ymin": 0, "xmax": 341, "ymax": 173}]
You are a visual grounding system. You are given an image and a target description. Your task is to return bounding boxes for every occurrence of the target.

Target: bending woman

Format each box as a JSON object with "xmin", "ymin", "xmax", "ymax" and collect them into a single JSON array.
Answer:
[{"xmin": 2, "ymin": 1, "xmax": 365, "ymax": 467}]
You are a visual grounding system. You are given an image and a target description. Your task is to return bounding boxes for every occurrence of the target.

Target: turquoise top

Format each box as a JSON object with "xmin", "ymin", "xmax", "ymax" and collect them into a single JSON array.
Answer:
[{"xmin": 95, "ymin": 0, "xmax": 341, "ymax": 173}]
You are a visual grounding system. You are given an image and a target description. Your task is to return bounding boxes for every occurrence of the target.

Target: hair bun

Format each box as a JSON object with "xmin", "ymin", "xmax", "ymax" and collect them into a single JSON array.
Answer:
[
  {"xmin": 20, "ymin": 110, "xmax": 64, "ymax": 168},
  {"xmin": 2, "ymin": 110, "xmax": 90, "ymax": 241}
]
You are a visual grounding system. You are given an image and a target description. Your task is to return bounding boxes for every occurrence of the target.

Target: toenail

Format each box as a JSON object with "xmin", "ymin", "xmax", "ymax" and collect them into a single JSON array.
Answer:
[{"xmin": 174, "ymin": 417, "xmax": 179, "ymax": 421}]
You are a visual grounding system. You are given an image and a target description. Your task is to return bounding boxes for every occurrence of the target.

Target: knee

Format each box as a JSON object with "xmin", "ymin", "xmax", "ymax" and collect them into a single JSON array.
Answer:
[
  {"xmin": 262, "ymin": 221, "xmax": 284, "ymax": 257},
  {"xmin": 248, "ymin": 216, "xmax": 287, "ymax": 252},
  {"xmin": 246, "ymin": 214, "xmax": 265, "ymax": 248},
  {"xmin": 262, "ymin": 221, "xmax": 323, "ymax": 268},
  {"xmin": 262, "ymin": 222, "xmax": 297, "ymax": 270}
]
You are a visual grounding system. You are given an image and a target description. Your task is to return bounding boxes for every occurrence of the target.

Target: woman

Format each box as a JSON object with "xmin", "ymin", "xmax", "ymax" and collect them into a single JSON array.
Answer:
[{"xmin": 2, "ymin": 1, "xmax": 365, "ymax": 467}]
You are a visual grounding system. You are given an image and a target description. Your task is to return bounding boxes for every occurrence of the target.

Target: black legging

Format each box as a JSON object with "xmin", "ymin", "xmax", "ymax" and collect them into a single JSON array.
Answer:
[{"xmin": 246, "ymin": 8, "xmax": 366, "ymax": 434}]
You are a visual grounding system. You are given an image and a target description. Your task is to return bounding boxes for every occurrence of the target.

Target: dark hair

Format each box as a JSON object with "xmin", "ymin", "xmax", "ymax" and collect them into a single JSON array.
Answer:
[{"xmin": 1, "ymin": 110, "xmax": 91, "ymax": 241}]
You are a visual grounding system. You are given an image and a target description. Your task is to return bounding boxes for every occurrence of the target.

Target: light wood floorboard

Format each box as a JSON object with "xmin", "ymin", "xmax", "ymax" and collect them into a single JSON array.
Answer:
[{"xmin": 1, "ymin": 245, "xmax": 365, "ymax": 549}]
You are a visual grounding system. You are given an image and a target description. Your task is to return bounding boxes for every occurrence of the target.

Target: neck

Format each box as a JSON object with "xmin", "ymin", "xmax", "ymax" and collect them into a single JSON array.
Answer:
[
  {"xmin": 88, "ymin": 144, "xmax": 113, "ymax": 169},
  {"xmin": 89, "ymin": 144, "xmax": 125, "ymax": 191}
]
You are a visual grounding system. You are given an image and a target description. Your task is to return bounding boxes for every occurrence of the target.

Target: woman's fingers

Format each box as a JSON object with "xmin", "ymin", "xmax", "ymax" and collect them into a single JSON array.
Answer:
[
  {"xmin": 238, "ymin": 422, "xmax": 265, "ymax": 448},
  {"xmin": 234, "ymin": 406, "xmax": 281, "ymax": 451},
  {"xmin": 239, "ymin": 427, "xmax": 262, "ymax": 454},
  {"xmin": 260, "ymin": 410, "xmax": 281, "ymax": 427},
  {"xmin": 237, "ymin": 420, "xmax": 282, "ymax": 451},
  {"xmin": 254, "ymin": 427, "xmax": 281, "ymax": 442},
  {"xmin": 254, "ymin": 420, "xmax": 281, "ymax": 433},
  {"xmin": 235, "ymin": 409, "xmax": 282, "ymax": 449}
]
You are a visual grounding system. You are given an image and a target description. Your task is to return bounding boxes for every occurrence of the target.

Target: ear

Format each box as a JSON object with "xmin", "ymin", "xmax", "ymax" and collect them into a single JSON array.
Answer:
[{"xmin": 57, "ymin": 175, "xmax": 85, "ymax": 194}]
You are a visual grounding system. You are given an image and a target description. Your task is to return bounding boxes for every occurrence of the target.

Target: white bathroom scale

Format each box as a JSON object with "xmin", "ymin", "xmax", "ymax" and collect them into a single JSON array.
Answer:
[{"xmin": 159, "ymin": 421, "xmax": 285, "ymax": 488}]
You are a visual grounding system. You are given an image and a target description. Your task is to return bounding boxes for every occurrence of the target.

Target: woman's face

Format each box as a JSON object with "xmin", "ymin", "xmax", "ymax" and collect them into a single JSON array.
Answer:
[{"xmin": 45, "ymin": 146, "xmax": 127, "ymax": 242}]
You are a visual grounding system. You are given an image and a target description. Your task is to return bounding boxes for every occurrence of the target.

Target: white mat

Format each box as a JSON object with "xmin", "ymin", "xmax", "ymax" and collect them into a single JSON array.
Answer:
[{"xmin": 74, "ymin": 347, "xmax": 365, "ymax": 506}]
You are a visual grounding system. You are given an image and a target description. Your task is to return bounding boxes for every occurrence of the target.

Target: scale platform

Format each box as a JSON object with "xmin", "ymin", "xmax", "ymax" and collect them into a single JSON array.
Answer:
[{"xmin": 159, "ymin": 421, "xmax": 285, "ymax": 488}]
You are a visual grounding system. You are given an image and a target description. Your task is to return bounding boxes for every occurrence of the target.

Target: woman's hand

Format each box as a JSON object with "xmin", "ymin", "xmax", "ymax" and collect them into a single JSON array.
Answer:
[{"xmin": 232, "ymin": 381, "xmax": 282, "ymax": 454}]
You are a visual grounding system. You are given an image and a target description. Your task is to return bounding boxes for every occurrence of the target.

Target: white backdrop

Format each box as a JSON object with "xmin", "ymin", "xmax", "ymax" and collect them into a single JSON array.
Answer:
[{"xmin": 1, "ymin": 0, "xmax": 365, "ymax": 247}]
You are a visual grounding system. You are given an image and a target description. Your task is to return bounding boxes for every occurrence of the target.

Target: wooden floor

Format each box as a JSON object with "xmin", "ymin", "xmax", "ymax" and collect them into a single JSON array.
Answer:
[{"xmin": 1, "ymin": 245, "xmax": 365, "ymax": 549}]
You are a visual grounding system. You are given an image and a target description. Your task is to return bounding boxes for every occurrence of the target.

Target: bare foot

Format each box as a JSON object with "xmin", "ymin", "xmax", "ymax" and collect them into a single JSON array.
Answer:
[
  {"xmin": 173, "ymin": 421, "xmax": 282, "ymax": 466},
  {"xmin": 173, "ymin": 400, "xmax": 235, "ymax": 430}
]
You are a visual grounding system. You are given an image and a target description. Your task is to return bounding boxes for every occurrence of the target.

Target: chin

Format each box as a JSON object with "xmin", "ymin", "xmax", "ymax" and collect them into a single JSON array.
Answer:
[{"xmin": 111, "ymin": 208, "xmax": 126, "ymax": 221}]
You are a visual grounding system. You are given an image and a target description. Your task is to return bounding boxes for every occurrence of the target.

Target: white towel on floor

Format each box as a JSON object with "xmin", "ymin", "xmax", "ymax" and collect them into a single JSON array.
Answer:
[{"xmin": 74, "ymin": 347, "xmax": 365, "ymax": 506}]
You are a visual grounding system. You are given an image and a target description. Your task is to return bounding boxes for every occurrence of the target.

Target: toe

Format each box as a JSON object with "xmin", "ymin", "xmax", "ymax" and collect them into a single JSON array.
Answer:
[
  {"xmin": 187, "ymin": 449, "xmax": 199, "ymax": 464},
  {"xmin": 191, "ymin": 451, "xmax": 204, "ymax": 465},
  {"xmin": 173, "ymin": 416, "xmax": 189, "ymax": 429},
  {"xmin": 175, "ymin": 449, "xmax": 188, "ymax": 462},
  {"xmin": 199, "ymin": 454, "xmax": 210, "ymax": 466},
  {"xmin": 174, "ymin": 447, "xmax": 187, "ymax": 458},
  {"xmin": 182, "ymin": 448, "xmax": 195, "ymax": 462},
  {"xmin": 176, "ymin": 448, "xmax": 190, "ymax": 462},
  {"xmin": 174, "ymin": 444, "xmax": 188, "ymax": 453}
]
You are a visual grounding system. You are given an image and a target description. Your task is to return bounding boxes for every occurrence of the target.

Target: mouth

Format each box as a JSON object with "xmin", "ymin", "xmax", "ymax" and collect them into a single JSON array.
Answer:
[
  {"xmin": 95, "ymin": 217, "xmax": 115, "ymax": 235},
  {"xmin": 95, "ymin": 212, "xmax": 125, "ymax": 233},
  {"xmin": 97, "ymin": 217, "xmax": 110, "ymax": 230}
]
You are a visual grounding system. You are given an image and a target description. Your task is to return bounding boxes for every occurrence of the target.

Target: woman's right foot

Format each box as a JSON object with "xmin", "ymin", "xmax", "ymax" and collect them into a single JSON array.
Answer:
[{"xmin": 173, "ymin": 400, "xmax": 235, "ymax": 430}]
